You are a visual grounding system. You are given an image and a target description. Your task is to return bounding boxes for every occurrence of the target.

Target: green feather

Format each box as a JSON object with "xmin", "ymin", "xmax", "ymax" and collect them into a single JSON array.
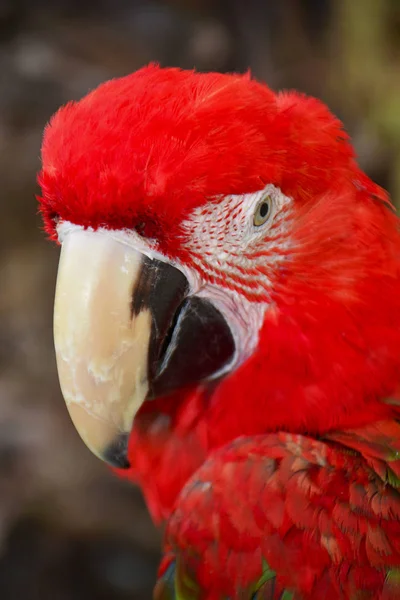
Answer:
[
  {"xmin": 383, "ymin": 568, "xmax": 400, "ymax": 597},
  {"xmin": 281, "ymin": 592, "xmax": 294, "ymax": 600},
  {"xmin": 174, "ymin": 558, "xmax": 201, "ymax": 600},
  {"xmin": 253, "ymin": 559, "xmax": 276, "ymax": 590},
  {"xmin": 251, "ymin": 559, "xmax": 295, "ymax": 599},
  {"xmin": 384, "ymin": 466, "xmax": 400, "ymax": 488}
]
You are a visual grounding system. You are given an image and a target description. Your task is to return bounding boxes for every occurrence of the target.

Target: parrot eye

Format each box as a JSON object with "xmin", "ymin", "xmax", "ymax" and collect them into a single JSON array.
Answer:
[{"xmin": 253, "ymin": 195, "xmax": 273, "ymax": 227}]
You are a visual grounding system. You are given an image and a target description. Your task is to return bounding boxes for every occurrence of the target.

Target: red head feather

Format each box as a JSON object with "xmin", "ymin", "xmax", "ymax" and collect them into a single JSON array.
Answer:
[{"xmin": 39, "ymin": 64, "xmax": 387, "ymax": 255}]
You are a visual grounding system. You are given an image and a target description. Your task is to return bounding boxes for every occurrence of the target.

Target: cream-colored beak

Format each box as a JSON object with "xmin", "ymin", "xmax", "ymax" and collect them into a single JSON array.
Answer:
[
  {"xmin": 54, "ymin": 228, "xmax": 152, "ymax": 467},
  {"xmin": 53, "ymin": 226, "xmax": 235, "ymax": 469}
]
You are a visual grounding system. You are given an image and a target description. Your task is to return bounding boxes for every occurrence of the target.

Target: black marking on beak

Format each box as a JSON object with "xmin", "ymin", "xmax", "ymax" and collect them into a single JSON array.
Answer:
[
  {"xmin": 131, "ymin": 257, "xmax": 189, "ymax": 320},
  {"xmin": 149, "ymin": 296, "xmax": 235, "ymax": 398},
  {"xmin": 103, "ymin": 433, "xmax": 130, "ymax": 469},
  {"xmin": 130, "ymin": 256, "xmax": 235, "ymax": 400}
]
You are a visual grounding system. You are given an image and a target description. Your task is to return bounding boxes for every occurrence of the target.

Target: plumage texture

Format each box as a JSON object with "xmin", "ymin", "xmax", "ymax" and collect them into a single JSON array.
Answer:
[
  {"xmin": 155, "ymin": 424, "xmax": 400, "ymax": 599},
  {"xmin": 38, "ymin": 65, "xmax": 400, "ymax": 598}
]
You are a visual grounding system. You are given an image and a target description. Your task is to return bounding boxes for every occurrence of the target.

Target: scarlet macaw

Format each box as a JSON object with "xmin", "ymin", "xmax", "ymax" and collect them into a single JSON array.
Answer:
[{"xmin": 38, "ymin": 65, "xmax": 400, "ymax": 599}]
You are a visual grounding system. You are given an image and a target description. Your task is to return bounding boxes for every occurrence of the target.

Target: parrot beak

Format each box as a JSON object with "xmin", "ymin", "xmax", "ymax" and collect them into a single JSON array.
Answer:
[
  {"xmin": 53, "ymin": 228, "xmax": 234, "ymax": 469},
  {"xmin": 53, "ymin": 228, "xmax": 187, "ymax": 469}
]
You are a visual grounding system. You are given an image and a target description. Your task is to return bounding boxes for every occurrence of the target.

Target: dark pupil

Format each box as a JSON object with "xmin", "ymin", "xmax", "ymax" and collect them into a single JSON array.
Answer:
[{"xmin": 259, "ymin": 202, "xmax": 269, "ymax": 218}]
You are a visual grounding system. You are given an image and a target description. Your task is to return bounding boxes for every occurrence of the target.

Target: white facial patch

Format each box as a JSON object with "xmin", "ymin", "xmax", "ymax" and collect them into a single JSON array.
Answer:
[
  {"xmin": 179, "ymin": 184, "xmax": 293, "ymax": 373},
  {"xmin": 181, "ymin": 184, "xmax": 292, "ymax": 296}
]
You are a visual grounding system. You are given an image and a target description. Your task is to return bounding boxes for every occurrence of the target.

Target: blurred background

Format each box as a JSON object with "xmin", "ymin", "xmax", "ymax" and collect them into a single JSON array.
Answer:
[{"xmin": 0, "ymin": 1, "xmax": 399, "ymax": 598}]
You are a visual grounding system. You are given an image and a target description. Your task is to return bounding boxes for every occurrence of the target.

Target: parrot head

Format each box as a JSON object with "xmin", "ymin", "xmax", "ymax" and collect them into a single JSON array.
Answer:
[{"xmin": 38, "ymin": 65, "xmax": 400, "ymax": 474}]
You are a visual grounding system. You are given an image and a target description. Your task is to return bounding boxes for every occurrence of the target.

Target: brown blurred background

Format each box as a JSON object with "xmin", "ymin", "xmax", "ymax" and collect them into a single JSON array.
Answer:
[{"xmin": 0, "ymin": 1, "xmax": 399, "ymax": 598}]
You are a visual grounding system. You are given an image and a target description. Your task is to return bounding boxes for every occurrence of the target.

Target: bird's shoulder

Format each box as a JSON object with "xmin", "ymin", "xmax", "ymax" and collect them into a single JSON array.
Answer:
[{"xmin": 157, "ymin": 425, "xmax": 400, "ymax": 599}]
